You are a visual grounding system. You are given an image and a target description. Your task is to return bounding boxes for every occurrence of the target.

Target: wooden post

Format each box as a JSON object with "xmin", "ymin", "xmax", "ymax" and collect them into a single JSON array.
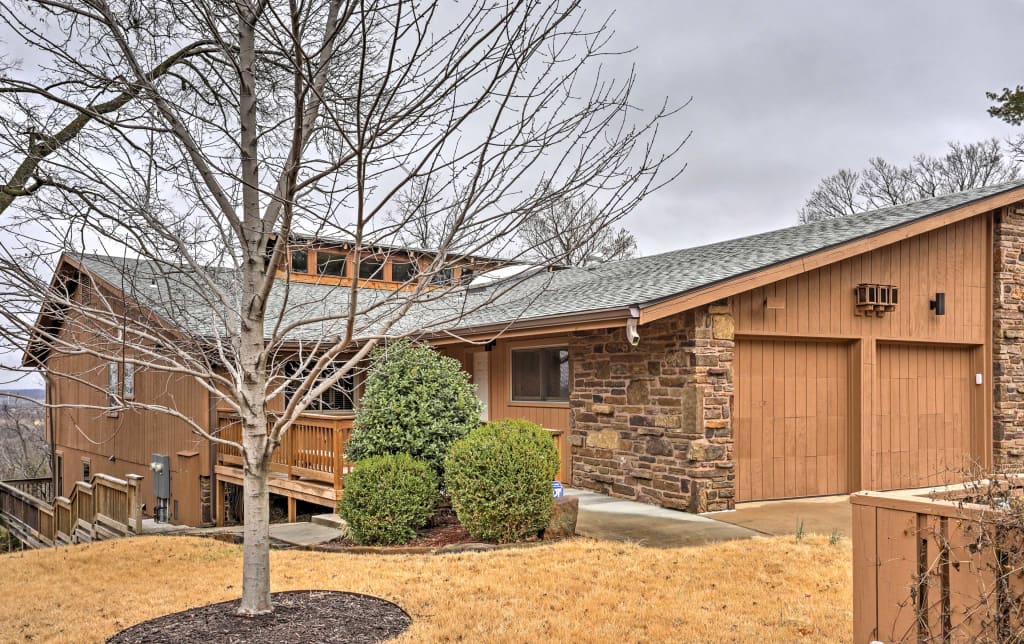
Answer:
[
  {"xmin": 333, "ymin": 419, "xmax": 344, "ymax": 492},
  {"xmin": 215, "ymin": 478, "xmax": 226, "ymax": 527},
  {"xmin": 287, "ymin": 497, "xmax": 296, "ymax": 523},
  {"xmin": 126, "ymin": 474, "xmax": 143, "ymax": 534}
]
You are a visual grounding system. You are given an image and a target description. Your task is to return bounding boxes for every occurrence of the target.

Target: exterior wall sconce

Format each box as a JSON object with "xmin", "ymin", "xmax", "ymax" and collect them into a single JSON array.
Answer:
[
  {"xmin": 855, "ymin": 283, "xmax": 899, "ymax": 317},
  {"xmin": 930, "ymin": 292, "xmax": 946, "ymax": 316}
]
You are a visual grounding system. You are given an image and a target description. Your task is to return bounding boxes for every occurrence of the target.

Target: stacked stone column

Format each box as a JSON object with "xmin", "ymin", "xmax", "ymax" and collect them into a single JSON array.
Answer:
[{"xmin": 568, "ymin": 304, "xmax": 735, "ymax": 511}]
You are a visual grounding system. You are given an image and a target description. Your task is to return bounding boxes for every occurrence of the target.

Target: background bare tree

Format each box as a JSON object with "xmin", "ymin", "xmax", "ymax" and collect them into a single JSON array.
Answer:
[
  {"xmin": 0, "ymin": 0, "xmax": 684, "ymax": 614},
  {"xmin": 0, "ymin": 398, "xmax": 49, "ymax": 482},
  {"xmin": 798, "ymin": 139, "xmax": 1019, "ymax": 223},
  {"xmin": 520, "ymin": 187, "xmax": 639, "ymax": 266}
]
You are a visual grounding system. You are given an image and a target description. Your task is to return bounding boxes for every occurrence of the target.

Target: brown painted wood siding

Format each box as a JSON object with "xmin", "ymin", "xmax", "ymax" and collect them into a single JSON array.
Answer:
[
  {"xmin": 734, "ymin": 214, "xmax": 989, "ymax": 344},
  {"xmin": 48, "ymin": 296, "xmax": 210, "ymax": 526},
  {"xmin": 443, "ymin": 338, "xmax": 572, "ymax": 432},
  {"xmin": 732, "ymin": 212, "xmax": 992, "ymax": 500},
  {"xmin": 874, "ymin": 343, "xmax": 975, "ymax": 490},
  {"xmin": 735, "ymin": 339, "xmax": 851, "ymax": 501},
  {"xmin": 485, "ymin": 338, "xmax": 571, "ymax": 431}
]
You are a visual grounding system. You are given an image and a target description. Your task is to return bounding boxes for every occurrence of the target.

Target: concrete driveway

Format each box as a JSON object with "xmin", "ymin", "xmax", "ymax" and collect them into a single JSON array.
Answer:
[
  {"xmin": 568, "ymin": 489, "xmax": 759, "ymax": 548},
  {"xmin": 704, "ymin": 495, "xmax": 852, "ymax": 538}
]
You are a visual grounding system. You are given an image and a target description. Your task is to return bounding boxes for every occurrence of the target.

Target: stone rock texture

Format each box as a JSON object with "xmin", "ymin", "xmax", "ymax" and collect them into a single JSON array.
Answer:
[
  {"xmin": 568, "ymin": 305, "xmax": 735, "ymax": 512},
  {"xmin": 543, "ymin": 496, "xmax": 579, "ymax": 539},
  {"xmin": 993, "ymin": 207, "xmax": 1024, "ymax": 470}
]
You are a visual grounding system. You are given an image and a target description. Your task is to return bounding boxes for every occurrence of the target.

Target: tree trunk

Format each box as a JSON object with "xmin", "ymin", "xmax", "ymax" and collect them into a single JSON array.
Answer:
[{"xmin": 238, "ymin": 458, "xmax": 272, "ymax": 615}]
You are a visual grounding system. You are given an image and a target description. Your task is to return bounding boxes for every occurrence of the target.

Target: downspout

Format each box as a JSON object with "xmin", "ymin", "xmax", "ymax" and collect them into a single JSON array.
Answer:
[{"xmin": 626, "ymin": 306, "xmax": 641, "ymax": 346}]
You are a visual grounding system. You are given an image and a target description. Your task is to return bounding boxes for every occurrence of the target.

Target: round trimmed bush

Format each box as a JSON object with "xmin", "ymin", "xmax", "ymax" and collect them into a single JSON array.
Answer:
[
  {"xmin": 338, "ymin": 453, "xmax": 439, "ymax": 545},
  {"xmin": 346, "ymin": 339, "xmax": 483, "ymax": 475},
  {"xmin": 444, "ymin": 419, "xmax": 559, "ymax": 543}
]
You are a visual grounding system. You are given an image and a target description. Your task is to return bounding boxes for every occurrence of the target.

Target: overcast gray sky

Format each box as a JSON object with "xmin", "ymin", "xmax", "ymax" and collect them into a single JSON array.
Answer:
[{"xmin": 598, "ymin": 0, "xmax": 1024, "ymax": 254}]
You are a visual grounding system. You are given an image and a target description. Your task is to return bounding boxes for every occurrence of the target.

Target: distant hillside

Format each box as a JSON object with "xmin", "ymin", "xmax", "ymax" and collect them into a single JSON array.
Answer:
[{"xmin": 0, "ymin": 389, "xmax": 45, "ymax": 406}]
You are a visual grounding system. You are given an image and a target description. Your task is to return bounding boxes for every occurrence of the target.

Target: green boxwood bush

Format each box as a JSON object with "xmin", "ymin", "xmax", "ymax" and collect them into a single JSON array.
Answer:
[
  {"xmin": 338, "ymin": 453, "xmax": 439, "ymax": 545},
  {"xmin": 444, "ymin": 419, "xmax": 559, "ymax": 543},
  {"xmin": 346, "ymin": 339, "xmax": 483, "ymax": 475}
]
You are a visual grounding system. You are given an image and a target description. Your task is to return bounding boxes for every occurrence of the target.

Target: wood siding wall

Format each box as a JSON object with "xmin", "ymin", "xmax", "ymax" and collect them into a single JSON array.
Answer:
[
  {"xmin": 733, "ymin": 213, "xmax": 993, "ymax": 499},
  {"xmin": 442, "ymin": 336, "xmax": 572, "ymax": 483},
  {"xmin": 48, "ymin": 299, "xmax": 210, "ymax": 526},
  {"xmin": 443, "ymin": 337, "xmax": 572, "ymax": 433}
]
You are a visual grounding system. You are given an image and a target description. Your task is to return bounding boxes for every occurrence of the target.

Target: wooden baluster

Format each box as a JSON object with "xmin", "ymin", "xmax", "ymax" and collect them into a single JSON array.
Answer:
[
  {"xmin": 126, "ymin": 474, "xmax": 143, "ymax": 534},
  {"xmin": 285, "ymin": 425, "xmax": 293, "ymax": 479},
  {"xmin": 333, "ymin": 419, "xmax": 344, "ymax": 491}
]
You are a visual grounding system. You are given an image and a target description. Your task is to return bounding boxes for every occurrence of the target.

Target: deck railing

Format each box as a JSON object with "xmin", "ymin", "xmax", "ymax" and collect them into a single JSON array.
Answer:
[
  {"xmin": 215, "ymin": 410, "xmax": 354, "ymax": 489},
  {"xmin": 0, "ymin": 472, "xmax": 142, "ymax": 548},
  {"xmin": 216, "ymin": 410, "xmax": 571, "ymax": 489}
]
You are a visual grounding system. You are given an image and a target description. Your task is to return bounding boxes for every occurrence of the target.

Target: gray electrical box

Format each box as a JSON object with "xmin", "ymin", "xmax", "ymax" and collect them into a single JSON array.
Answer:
[{"xmin": 150, "ymin": 453, "xmax": 170, "ymax": 499}]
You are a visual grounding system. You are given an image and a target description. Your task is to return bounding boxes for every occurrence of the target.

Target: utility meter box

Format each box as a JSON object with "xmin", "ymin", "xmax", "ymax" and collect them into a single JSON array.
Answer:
[{"xmin": 150, "ymin": 453, "xmax": 170, "ymax": 499}]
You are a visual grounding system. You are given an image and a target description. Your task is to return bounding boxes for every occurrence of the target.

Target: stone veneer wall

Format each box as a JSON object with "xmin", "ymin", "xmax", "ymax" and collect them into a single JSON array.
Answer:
[
  {"xmin": 993, "ymin": 206, "xmax": 1024, "ymax": 470},
  {"xmin": 568, "ymin": 304, "xmax": 735, "ymax": 512}
]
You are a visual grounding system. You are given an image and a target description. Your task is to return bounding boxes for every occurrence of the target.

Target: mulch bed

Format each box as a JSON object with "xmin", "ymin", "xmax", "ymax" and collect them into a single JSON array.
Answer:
[
  {"xmin": 107, "ymin": 590, "xmax": 410, "ymax": 644},
  {"xmin": 317, "ymin": 517, "xmax": 477, "ymax": 552}
]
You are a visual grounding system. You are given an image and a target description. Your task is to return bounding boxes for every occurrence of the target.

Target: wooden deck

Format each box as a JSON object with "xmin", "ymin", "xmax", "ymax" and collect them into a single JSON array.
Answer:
[
  {"xmin": 214, "ymin": 411, "xmax": 353, "ymax": 522},
  {"xmin": 213, "ymin": 410, "xmax": 572, "ymax": 523}
]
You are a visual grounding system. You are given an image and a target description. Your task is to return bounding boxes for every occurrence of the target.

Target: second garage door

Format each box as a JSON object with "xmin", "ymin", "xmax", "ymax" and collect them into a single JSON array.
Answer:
[
  {"xmin": 873, "ymin": 343, "xmax": 975, "ymax": 490},
  {"xmin": 735, "ymin": 339, "xmax": 851, "ymax": 502}
]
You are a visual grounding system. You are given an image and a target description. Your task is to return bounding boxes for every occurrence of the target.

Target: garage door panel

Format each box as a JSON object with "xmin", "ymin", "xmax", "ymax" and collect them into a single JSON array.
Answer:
[
  {"xmin": 874, "ymin": 343, "xmax": 973, "ymax": 491},
  {"xmin": 736, "ymin": 339, "xmax": 850, "ymax": 502}
]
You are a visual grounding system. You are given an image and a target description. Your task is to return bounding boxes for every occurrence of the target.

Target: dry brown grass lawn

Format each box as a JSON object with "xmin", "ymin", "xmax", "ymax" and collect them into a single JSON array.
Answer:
[{"xmin": 0, "ymin": 535, "xmax": 851, "ymax": 643}]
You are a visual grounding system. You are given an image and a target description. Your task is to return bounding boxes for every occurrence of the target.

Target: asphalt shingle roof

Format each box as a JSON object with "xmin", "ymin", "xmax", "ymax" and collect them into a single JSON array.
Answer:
[{"xmin": 74, "ymin": 179, "xmax": 1024, "ymax": 339}]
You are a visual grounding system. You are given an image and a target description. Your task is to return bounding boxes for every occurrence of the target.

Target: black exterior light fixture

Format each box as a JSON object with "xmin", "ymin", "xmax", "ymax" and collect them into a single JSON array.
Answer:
[{"xmin": 930, "ymin": 292, "xmax": 946, "ymax": 316}]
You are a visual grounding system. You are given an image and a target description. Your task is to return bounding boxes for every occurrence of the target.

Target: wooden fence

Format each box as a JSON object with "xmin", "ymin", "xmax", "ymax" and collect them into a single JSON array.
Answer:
[
  {"xmin": 0, "ymin": 473, "xmax": 143, "ymax": 549},
  {"xmin": 852, "ymin": 477, "xmax": 1024, "ymax": 643}
]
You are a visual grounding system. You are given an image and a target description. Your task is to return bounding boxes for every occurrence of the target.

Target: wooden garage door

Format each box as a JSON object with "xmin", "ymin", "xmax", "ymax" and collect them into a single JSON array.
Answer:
[
  {"xmin": 736, "ymin": 339, "xmax": 850, "ymax": 502},
  {"xmin": 873, "ymin": 343, "xmax": 974, "ymax": 490}
]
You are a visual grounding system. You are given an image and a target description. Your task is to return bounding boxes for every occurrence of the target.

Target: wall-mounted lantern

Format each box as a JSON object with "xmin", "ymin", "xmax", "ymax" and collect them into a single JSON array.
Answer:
[
  {"xmin": 855, "ymin": 283, "xmax": 899, "ymax": 317},
  {"xmin": 930, "ymin": 292, "xmax": 946, "ymax": 316}
]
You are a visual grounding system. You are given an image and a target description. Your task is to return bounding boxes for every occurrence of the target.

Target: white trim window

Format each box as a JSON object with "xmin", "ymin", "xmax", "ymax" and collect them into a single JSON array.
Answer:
[{"xmin": 123, "ymin": 362, "xmax": 135, "ymax": 400}]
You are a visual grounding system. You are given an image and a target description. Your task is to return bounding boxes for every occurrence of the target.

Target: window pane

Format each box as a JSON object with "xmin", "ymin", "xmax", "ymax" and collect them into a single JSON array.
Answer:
[
  {"xmin": 511, "ymin": 347, "xmax": 569, "ymax": 402},
  {"xmin": 430, "ymin": 268, "xmax": 454, "ymax": 285},
  {"xmin": 392, "ymin": 261, "xmax": 417, "ymax": 282},
  {"xmin": 316, "ymin": 252, "xmax": 346, "ymax": 276},
  {"xmin": 541, "ymin": 349, "xmax": 570, "ymax": 401},
  {"xmin": 511, "ymin": 350, "xmax": 541, "ymax": 400},
  {"xmin": 358, "ymin": 258, "xmax": 384, "ymax": 280},
  {"xmin": 291, "ymin": 249, "xmax": 308, "ymax": 273}
]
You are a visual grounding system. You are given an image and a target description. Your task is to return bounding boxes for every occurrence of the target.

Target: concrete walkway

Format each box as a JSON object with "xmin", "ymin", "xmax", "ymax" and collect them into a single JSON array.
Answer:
[
  {"xmin": 706, "ymin": 495, "xmax": 852, "ymax": 538},
  {"xmin": 567, "ymin": 489, "xmax": 760, "ymax": 548}
]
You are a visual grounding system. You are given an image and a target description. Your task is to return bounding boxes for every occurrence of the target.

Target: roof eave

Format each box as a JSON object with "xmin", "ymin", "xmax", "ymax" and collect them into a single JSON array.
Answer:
[{"xmin": 635, "ymin": 183, "xmax": 1024, "ymax": 325}]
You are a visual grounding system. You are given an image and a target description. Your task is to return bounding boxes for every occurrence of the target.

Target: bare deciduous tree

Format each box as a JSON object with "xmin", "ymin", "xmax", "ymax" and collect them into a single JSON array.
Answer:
[
  {"xmin": 0, "ymin": 401, "xmax": 49, "ymax": 481},
  {"xmin": 0, "ymin": 0, "xmax": 685, "ymax": 615},
  {"xmin": 799, "ymin": 139, "xmax": 1019, "ymax": 223},
  {"xmin": 520, "ymin": 187, "xmax": 639, "ymax": 267}
]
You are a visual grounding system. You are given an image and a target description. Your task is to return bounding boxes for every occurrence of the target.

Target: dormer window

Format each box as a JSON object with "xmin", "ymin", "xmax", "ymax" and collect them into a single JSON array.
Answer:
[
  {"xmin": 430, "ymin": 268, "xmax": 454, "ymax": 285},
  {"xmin": 391, "ymin": 261, "xmax": 418, "ymax": 283},
  {"xmin": 358, "ymin": 258, "xmax": 384, "ymax": 280},
  {"xmin": 316, "ymin": 251, "xmax": 346, "ymax": 277},
  {"xmin": 290, "ymin": 249, "xmax": 309, "ymax": 273}
]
